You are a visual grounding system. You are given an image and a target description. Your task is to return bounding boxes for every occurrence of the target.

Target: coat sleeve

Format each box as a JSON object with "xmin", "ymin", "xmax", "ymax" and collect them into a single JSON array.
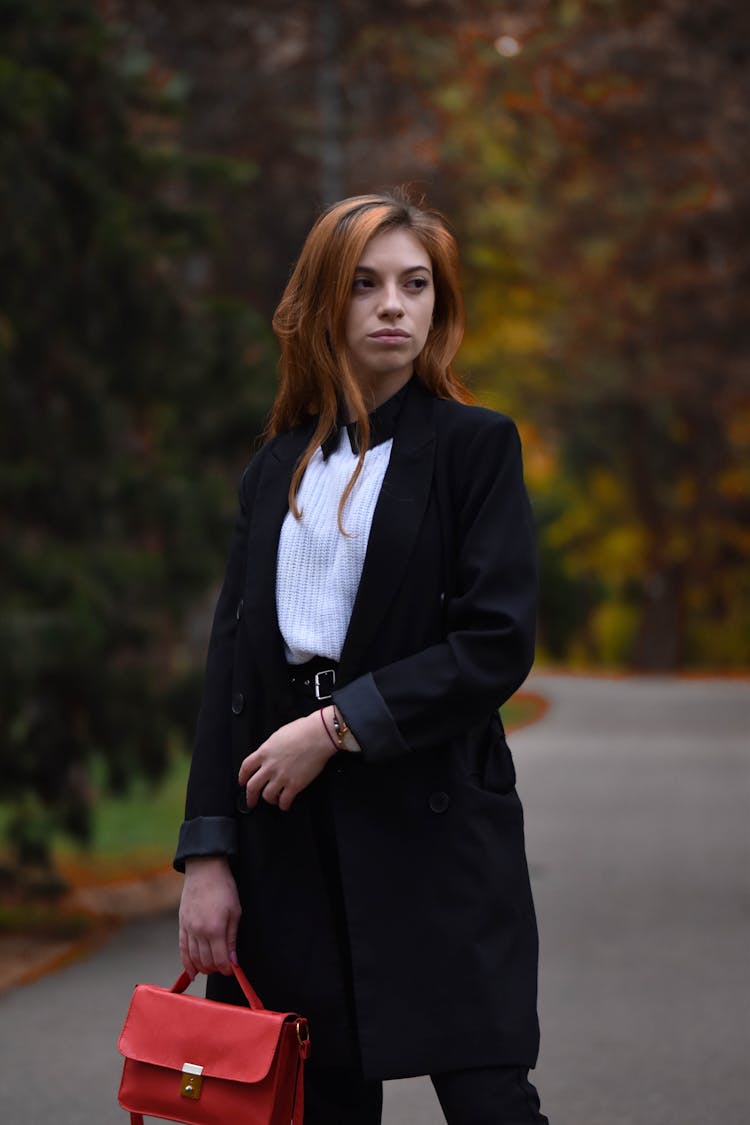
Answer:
[
  {"xmin": 173, "ymin": 462, "xmax": 256, "ymax": 872},
  {"xmin": 332, "ymin": 413, "xmax": 537, "ymax": 765}
]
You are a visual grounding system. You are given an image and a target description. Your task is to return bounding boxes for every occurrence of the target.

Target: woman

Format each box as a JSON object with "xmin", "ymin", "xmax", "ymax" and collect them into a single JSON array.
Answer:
[{"xmin": 176, "ymin": 190, "xmax": 548, "ymax": 1124}]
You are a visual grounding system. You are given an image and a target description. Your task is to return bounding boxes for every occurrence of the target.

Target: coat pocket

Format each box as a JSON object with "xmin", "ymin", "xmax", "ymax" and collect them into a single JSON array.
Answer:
[
  {"xmin": 481, "ymin": 712, "xmax": 517, "ymax": 795},
  {"xmin": 463, "ymin": 713, "xmax": 517, "ymax": 796}
]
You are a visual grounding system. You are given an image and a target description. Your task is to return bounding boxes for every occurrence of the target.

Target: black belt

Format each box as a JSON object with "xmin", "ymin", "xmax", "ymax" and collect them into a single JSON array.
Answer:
[{"xmin": 288, "ymin": 656, "xmax": 339, "ymax": 702}]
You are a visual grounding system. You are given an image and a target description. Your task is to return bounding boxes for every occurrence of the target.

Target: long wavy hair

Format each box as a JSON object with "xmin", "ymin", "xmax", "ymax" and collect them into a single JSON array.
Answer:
[{"xmin": 268, "ymin": 189, "xmax": 474, "ymax": 527}]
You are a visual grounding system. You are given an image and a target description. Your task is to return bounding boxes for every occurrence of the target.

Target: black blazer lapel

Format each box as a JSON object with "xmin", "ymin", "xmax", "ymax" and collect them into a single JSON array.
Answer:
[
  {"xmin": 339, "ymin": 380, "xmax": 436, "ymax": 679},
  {"xmin": 243, "ymin": 425, "xmax": 312, "ymax": 707}
]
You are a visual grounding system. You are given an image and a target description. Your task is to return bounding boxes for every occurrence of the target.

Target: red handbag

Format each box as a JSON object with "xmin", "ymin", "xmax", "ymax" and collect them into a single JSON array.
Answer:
[{"xmin": 117, "ymin": 964, "xmax": 310, "ymax": 1125}]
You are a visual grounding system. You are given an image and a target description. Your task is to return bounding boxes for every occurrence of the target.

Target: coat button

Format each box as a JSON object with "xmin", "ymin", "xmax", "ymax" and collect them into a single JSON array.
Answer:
[
  {"xmin": 235, "ymin": 597, "xmax": 244, "ymax": 621},
  {"xmin": 231, "ymin": 692, "xmax": 245, "ymax": 715},
  {"xmin": 428, "ymin": 791, "xmax": 450, "ymax": 814}
]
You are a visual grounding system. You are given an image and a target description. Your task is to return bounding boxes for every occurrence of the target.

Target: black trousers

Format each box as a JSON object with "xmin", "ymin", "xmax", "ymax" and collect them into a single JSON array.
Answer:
[{"xmin": 304, "ymin": 1061, "xmax": 549, "ymax": 1124}]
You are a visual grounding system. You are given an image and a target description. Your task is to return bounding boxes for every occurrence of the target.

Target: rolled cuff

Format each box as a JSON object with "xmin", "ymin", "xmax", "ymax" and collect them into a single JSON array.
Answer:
[
  {"xmin": 173, "ymin": 815, "xmax": 239, "ymax": 873},
  {"xmin": 333, "ymin": 672, "xmax": 410, "ymax": 765}
]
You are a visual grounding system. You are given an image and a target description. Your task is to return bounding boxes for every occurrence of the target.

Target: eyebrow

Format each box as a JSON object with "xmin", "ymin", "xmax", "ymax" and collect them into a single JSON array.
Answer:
[{"xmin": 354, "ymin": 264, "xmax": 432, "ymax": 275}]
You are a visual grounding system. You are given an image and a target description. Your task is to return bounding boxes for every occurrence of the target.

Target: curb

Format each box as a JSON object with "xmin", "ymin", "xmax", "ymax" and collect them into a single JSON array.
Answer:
[{"xmin": 0, "ymin": 867, "xmax": 182, "ymax": 996}]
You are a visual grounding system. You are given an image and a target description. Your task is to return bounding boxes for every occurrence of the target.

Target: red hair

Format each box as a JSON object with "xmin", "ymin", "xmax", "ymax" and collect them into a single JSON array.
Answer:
[{"xmin": 269, "ymin": 190, "xmax": 474, "ymax": 525}]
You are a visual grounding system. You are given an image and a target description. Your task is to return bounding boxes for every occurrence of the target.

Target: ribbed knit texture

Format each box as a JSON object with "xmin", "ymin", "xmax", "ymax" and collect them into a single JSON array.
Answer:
[{"xmin": 276, "ymin": 438, "xmax": 393, "ymax": 664}]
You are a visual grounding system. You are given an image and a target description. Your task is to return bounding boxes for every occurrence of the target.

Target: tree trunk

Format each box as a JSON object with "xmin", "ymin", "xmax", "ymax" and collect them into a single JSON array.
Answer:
[
  {"xmin": 631, "ymin": 566, "xmax": 685, "ymax": 670},
  {"xmin": 317, "ymin": 0, "xmax": 343, "ymax": 206}
]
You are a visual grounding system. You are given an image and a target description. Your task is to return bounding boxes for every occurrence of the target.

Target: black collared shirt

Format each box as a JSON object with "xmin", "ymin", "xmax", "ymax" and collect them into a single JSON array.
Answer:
[{"xmin": 320, "ymin": 379, "xmax": 411, "ymax": 459}]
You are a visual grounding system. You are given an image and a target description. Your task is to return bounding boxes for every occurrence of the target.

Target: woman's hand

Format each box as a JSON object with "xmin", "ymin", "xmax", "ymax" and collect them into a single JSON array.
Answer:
[
  {"xmin": 238, "ymin": 709, "xmax": 338, "ymax": 812},
  {"xmin": 179, "ymin": 856, "xmax": 242, "ymax": 978}
]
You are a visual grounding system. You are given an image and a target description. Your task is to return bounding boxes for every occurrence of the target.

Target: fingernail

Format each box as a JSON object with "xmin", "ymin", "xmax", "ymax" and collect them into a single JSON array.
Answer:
[{"xmin": 230, "ymin": 950, "xmax": 239, "ymax": 965}]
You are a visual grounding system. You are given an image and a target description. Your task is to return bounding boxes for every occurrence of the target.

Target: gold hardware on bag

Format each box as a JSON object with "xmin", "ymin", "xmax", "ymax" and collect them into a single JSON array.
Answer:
[
  {"xmin": 180, "ymin": 1062, "xmax": 203, "ymax": 1100},
  {"xmin": 296, "ymin": 1019, "xmax": 309, "ymax": 1048}
]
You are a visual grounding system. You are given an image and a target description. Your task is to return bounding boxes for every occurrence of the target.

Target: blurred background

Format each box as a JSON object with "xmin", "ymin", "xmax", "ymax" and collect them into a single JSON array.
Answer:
[{"xmin": 1, "ymin": 0, "xmax": 748, "ymax": 894}]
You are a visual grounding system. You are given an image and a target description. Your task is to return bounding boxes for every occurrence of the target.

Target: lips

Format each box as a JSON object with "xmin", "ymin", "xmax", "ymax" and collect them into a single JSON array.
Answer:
[{"xmin": 369, "ymin": 328, "xmax": 410, "ymax": 339}]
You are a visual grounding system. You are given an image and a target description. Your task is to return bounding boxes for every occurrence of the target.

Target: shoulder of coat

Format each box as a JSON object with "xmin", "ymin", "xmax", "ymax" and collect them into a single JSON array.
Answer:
[
  {"xmin": 240, "ymin": 420, "xmax": 310, "ymax": 476},
  {"xmin": 433, "ymin": 397, "xmax": 519, "ymax": 444},
  {"xmin": 237, "ymin": 438, "xmax": 278, "ymax": 503},
  {"xmin": 240, "ymin": 441, "xmax": 272, "ymax": 479}
]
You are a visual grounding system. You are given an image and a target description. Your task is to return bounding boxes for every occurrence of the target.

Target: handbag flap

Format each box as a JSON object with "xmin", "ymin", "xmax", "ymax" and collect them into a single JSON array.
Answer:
[{"xmin": 118, "ymin": 984, "xmax": 295, "ymax": 1084}]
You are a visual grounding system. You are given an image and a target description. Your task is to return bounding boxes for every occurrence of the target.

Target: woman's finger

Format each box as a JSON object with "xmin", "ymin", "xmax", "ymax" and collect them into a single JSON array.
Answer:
[
  {"xmin": 191, "ymin": 936, "xmax": 210, "ymax": 975},
  {"xmin": 179, "ymin": 928, "xmax": 197, "ymax": 979},
  {"xmin": 278, "ymin": 786, "xmax": 296, "ymax": 812},
  {"xmin": 238, "ymin": 747, "xmax": 264, "ymax": 786},
  {"xmin": 244, "ymin": 763, "xmax": 276, "ymax": 808},
  {"xmin": 260, "ymin": 781, "xmax": 284, "ymax": 806},
  {"xmin": 226, "ymin": 909, "xmax": 240, "ymax": 970},
  {"xmin": 208, "ymin": 933, "xmax": 233, "ymax": 976}
]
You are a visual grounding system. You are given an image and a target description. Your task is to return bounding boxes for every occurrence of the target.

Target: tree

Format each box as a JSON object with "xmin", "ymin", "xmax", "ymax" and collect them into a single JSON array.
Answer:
[
  {"xmin": 530, "ymin": 0, "xmax": 750, "ymax": 667},
  {"xmin": 20, "ymin": 0, "xmax": 745, "ymax": 685},
  {"xmin": 0, "ymin": 0, "xmax": 276, "ymax": 873},
  {"xmin": 106, "ymin": 0, "xmax": 501, "ymax": 314},
  {"xmin": 426, "ymin": 0, "xmax": 750, "ymax": 667}
]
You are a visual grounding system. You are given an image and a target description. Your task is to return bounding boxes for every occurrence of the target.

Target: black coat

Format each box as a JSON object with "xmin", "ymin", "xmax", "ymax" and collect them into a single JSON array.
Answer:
[{"xmin": 175, "ymin": 378, "xmax": 541, "ymax": 1080}]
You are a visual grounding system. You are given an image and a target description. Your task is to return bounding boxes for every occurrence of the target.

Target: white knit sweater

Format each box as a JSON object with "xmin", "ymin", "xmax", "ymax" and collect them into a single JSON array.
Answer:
[{"xmin": 276, "ymin": 438, "xmax": 393, "ymax": 664}]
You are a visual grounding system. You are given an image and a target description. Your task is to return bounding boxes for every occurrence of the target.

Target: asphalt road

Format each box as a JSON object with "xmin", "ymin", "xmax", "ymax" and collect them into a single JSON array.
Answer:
[{"xmin": 0, "ymin": 674, "xmax": 747, "ymax": 1124}]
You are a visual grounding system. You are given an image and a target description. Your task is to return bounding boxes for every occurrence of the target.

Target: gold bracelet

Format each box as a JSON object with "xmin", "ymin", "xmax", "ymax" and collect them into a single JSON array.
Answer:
[{"xmin": 331, "ymin": 707, "xmax": 350, "ymax": 747}]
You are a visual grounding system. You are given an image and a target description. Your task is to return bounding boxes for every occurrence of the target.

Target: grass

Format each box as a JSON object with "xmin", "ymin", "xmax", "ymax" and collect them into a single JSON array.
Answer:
[
  {"xmin": 0, "ymin": 753, "xmax": 189, "ymax": 897},
  {"xmin": 0, "ymin": 756, "xmax": 190, "ymax": 940},
  {"xmin": 56, "ymin": 753, "xmax": 190, "ymax": 885}
]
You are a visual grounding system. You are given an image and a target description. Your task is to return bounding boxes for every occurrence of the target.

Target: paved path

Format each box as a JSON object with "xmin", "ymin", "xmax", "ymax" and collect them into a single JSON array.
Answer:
[
  {"xmin": 512, "ymin": 674, "xmax": 749, "ymax": 1125},
  {"xmin": 0, "ymin": 675, "xmax": 747, "ymax": 1124}
]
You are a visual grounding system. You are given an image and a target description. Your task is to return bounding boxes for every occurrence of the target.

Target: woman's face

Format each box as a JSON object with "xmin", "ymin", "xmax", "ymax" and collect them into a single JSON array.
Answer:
[{"xmin": 344, "ymin": 227, "xmax": 435, "ymax": 404}]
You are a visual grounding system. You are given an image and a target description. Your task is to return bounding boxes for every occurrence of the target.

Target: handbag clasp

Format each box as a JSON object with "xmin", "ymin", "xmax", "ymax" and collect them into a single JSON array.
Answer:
[{"xmin": 180, "ymin": 1062, "xmax": 204, "ymax": 1100}]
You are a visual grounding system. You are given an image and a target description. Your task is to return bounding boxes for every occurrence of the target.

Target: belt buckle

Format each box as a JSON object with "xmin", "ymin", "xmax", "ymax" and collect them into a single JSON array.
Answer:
[{"xmin": 314, "ymin": 669, "xmax": 336, "ymax": 701}]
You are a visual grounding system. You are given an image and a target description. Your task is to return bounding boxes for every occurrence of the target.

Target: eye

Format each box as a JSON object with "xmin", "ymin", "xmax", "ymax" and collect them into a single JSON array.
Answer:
[
  {"xmin": 406, "ymin": 276, "xmax": 430, "ymax": 291},
  {"xmin": 352, "ymin": 275, "xmax": 374, "ymax": 291}
]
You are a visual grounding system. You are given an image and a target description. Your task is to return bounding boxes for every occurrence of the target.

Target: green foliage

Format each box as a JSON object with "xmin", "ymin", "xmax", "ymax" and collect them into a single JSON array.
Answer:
[{"xmin": 0, "ymin": 0, "xmax": 276, "ymax": 871}]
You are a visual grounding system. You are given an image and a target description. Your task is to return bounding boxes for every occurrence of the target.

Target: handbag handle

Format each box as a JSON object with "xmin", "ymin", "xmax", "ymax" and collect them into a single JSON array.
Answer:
[{"xmin": 170, "ymin": 963, "xmax": 265, "ymax": 1010}]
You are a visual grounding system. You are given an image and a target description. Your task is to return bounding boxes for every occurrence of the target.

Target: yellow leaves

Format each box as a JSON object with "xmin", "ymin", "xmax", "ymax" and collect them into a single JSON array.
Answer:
[
  {"xmin": 466, "ymin": 312, "xmax": 544, "ymax": 362},
  {"xmin": 546, "ymin": 468, "xmax": 645, "ymax": 585},
  {"xmin": 720, "ymin": 404, "xmax": 750, "ymax": 509},
  {"xmin": 686, "ymin": 568, "xmax": 750, "ymax": 667},
  {"xmin": 434, "ymin": 83, "xmax": 472, "ymax": 115},
  {"xmin": 462, "ymin": 281, "xmax": 549, "ymax": 373},
  {"xmin": 588, "ymin": 601, "xmax": 640, "ymax": 666},
  {"xmin": 515, "ymin": 420, "xmax": 558, "ymax": 489}
]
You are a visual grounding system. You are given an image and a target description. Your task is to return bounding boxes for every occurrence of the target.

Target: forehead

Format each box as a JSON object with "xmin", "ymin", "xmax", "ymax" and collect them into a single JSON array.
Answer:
[{"xmin": 357, "ymin": 226, "xmax": 432, "ymax": 270}]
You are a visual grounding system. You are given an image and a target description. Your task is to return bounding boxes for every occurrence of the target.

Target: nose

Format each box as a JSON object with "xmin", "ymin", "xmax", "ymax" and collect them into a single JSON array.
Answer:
[{"xmin": 378, "ymin": 281, "xmax": 404, "ymax": 319}]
